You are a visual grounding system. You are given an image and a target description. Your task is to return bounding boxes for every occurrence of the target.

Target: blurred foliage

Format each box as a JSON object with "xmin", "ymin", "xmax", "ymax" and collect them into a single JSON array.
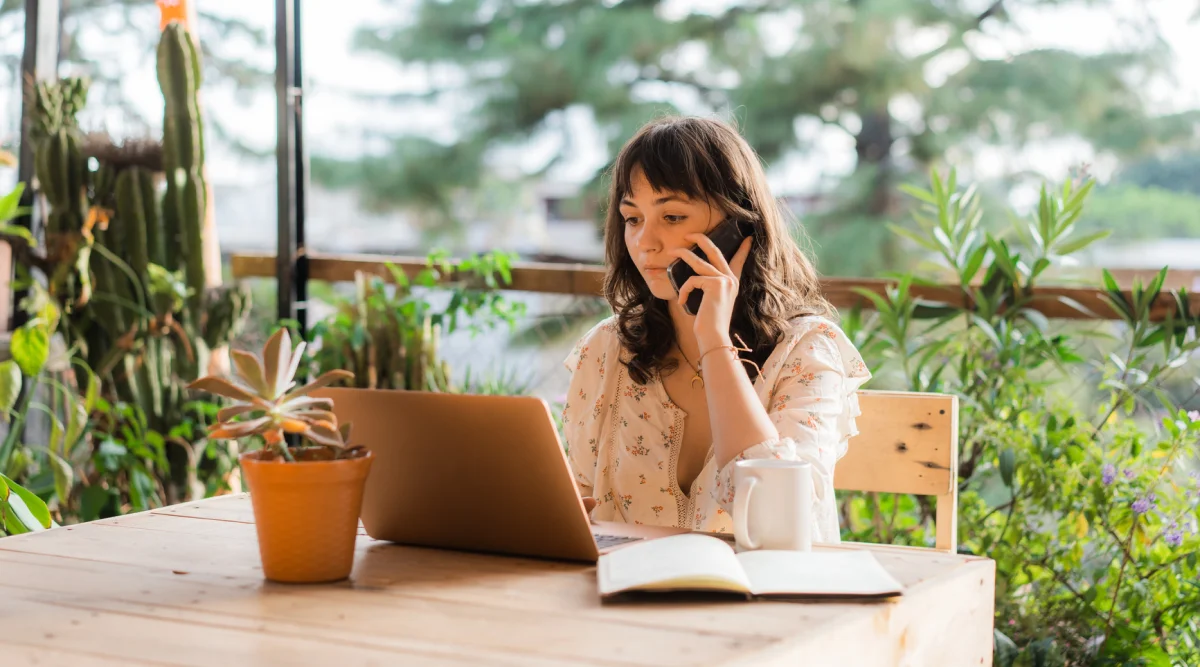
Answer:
[
  {"xmin": 311, "ymin": 0, "xmax": 1197, "ymax": 272},
  {"xmin": 1076, "ymin": 185, "xmax": 1200, "ymax": 241},
  {"xmin": 841, "ymin": 168, "xmax": 1200, "ymax": 664}
]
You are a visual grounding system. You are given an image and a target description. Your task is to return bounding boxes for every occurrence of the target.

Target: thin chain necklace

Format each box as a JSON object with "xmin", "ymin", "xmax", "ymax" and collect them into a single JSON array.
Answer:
[{"xmin": 676, "ymin": 343, "xmax": 704, "ymax": 389}]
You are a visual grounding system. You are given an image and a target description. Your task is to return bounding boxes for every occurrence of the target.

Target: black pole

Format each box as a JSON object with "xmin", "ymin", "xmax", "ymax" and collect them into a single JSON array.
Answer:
[
  {"xmin": 275, "ymin": 0, "xmax": 307, "ymax": 338},
  {"xmin": 11, "ymin": 0, "xmax": 60, "ymax": 330}
]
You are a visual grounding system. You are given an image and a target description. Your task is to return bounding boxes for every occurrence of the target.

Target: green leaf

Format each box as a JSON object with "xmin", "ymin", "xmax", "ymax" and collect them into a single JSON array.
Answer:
[
  {"xmin": 0, "ymin": 182, "xmax": 26, "ymax": 222},
  {"xmin": 10, "ymin": 324, "xmax": 49, "ymax": 377},
  {"xmin": 1021, "ymin": 308, "xmax": 1050, "ymax": 334},
  {"xmin": 49, "ymin": 451, "xmax": 73, "ymax": 506},
  {"xmin": 851, "ymin": 287, "xmax": 893, "ymax": 314},
  {"xmin": 1102, "ymin": 269, "xmax": 1121, "ymax": 294},
  {"xmin": 886, "ymin": 222, "xmax": 942, "ymax": 253},
  {"xmin": 80, "ymin": 484, "xmax": 113, "ymax": 522},
  {"xmin": 929, "ymin": 167, "xmax": 946, "ymax": 203},
  {"xmin": 82, "ymin": 365, "xmax": 99, "ymax": 413},
  {"xmin": 988, "ymin": 238, "xmax": 1019, "ymax": 282},
  {"xmin": 0, "ymin": 473, "xmax": 52, "ymax": 530},
  {"xmin": 888, "ymin": 224, "xmax": 940, "ymax": 253},
  {"xmin": 2, "ymin": 502, "xmax": 30, "ymax": 535},
  {"xmin": 64, "ymin": 398, "xmax": 88, "ymax": 452},
  {"xmin": 48, "ymin": 409, "xmax": 64, "ymax": 456},
  {"xmin": 384, "ymin": 261, "xmax": 410, "ymax": 288},
  {"xmin": 0, "ymin": 360, "xmax": 21, "ymax": 422},
  {"xmin": 971, "ymin": 315, "xmax": 1003, "ymax": 350},
  {"xmin": 0, "ymin": 222, "xmax": 36, "ymax": 247},
  {"xmin": 1053, "ymin": 295, "xmax": 1098, "ymax": 319},
  {"xmin": 898, "ymin": 183, "xmax": 938, "ymax": 205},
  {"xmin": 993, "ymin": 630, "xmax": 1019, "ymax": 667},
  {"xmin": 999, "ymin": 448, "xmax": 1015, "ymax": 488}
]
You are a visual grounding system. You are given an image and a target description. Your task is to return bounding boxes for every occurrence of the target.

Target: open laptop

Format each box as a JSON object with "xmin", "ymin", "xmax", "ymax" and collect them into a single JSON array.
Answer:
[{"xmin": 313, "ymin": 387, "xmax": 685, "ymax": 563}]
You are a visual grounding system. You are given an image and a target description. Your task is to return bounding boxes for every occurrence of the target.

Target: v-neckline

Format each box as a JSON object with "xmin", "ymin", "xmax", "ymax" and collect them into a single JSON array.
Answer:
[{"xmin": 652, "ymin": 372, "xmax": 699, "ymax": 501}]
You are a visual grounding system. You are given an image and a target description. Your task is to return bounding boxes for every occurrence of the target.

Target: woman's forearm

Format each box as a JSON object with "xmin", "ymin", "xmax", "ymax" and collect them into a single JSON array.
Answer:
[{"xmin": 701, "ymin": 347, "xmax": 779, "ymax": 468}]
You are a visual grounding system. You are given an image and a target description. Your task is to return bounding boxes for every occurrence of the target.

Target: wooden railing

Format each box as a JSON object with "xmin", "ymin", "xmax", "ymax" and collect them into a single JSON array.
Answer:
[{"xmin": 230, "ymin": 252, "xmax": 1200, "ymax": 322}]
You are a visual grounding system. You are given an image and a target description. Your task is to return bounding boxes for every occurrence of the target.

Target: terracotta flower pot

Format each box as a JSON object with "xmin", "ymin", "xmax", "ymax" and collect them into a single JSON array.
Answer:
[{"xmin": 239, "ymin": 447, "xmax": 374, "ymax": 583}]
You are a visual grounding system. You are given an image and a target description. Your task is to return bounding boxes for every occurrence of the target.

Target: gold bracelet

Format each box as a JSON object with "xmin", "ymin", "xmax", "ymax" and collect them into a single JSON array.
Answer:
[
  {"xmin": 697, "ymin": 345, "xmax": 737, "ymax": 366},
  {"xmin": 698, "ymin": 334, "xmax": 762, "ymax": 376}
]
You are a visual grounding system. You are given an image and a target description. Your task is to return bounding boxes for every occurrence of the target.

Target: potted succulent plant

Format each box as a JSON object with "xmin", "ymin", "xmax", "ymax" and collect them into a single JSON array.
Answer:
[{"xmin": 188, "ymin": 328, "xmax": 373, "ymax": 583}]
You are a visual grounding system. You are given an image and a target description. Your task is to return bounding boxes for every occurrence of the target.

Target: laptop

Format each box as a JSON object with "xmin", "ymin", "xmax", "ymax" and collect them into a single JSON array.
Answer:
[{"xmin": 313, "ymin": 387, "xmax": 685, "ymax": 563}]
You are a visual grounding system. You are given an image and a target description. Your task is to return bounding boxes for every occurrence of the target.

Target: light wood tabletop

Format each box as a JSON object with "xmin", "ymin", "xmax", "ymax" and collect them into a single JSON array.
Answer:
[{"xmin": 0, "ymin": 494, "xmax": 995, "ymax": 666}]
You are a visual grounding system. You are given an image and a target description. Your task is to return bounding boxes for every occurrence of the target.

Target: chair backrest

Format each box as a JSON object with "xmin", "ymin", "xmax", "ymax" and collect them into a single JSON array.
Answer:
[{"xmin": 833, "ymin": 390, "xmax": 959, "ymax": 552}]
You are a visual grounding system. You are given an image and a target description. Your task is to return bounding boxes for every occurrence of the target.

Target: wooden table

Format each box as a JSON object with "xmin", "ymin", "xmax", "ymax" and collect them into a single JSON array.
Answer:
[{"xmin": 0, "ymin": 494, "xmax": 995, "ymax": 666}]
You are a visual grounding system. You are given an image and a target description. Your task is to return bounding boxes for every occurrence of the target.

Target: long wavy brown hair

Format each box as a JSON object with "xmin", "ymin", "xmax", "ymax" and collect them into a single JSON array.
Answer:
[{"xmin": 603, "ymin": 116, "xmax": 832, "ymax": 385}]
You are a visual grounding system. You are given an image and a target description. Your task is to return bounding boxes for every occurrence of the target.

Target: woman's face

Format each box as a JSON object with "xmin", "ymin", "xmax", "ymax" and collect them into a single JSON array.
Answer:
[{"xmin": 620, "ymin": 166, "xmax": 726, "ymax": 301}]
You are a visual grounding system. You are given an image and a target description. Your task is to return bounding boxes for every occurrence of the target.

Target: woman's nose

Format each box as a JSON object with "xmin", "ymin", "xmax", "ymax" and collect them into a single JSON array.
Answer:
[{"xmin": 634, "ymin": 219, "xmax": 663, "ymax": 253}]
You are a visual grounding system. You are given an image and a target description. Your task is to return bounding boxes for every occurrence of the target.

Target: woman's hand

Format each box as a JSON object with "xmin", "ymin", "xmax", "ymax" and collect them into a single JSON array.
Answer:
[{"xmin": 671, "ymin": 233, "xmax": 753, "ymax": 352}]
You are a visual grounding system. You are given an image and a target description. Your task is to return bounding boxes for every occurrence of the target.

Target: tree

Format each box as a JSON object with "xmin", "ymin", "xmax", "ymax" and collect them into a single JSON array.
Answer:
[
  {"xmin": 316, "ymin": 0, "xmax": 1198, "ymax": 272},
  {"xmin": 1073, "ymin": 150, "xmax": 1200, "ymax": 241},
  {"xmin": 1115, "ymin": 150, "xmax": 1200, "ymax": 196}
]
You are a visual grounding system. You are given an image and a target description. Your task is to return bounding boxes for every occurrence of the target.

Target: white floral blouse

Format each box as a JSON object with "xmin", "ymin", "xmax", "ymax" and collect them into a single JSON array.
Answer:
[{"xmin": 561, "ymin": 315, "xmax": 871, "ymax": 544}]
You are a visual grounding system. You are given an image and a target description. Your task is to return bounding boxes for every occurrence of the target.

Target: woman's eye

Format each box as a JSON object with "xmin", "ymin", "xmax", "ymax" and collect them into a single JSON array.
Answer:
[
  {"xmin": 664, "ymin": 215, "xmax": 687, "ymax": 223},
  {"xmin": 623, "ymin": 216, "xmax": 641, "ymax": 225}
]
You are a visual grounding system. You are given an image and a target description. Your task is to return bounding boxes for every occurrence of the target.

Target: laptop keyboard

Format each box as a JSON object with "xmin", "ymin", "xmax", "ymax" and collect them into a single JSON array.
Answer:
[{"xmin": 594, "ymin": 533, "xmax": 643, "ymax": 549}]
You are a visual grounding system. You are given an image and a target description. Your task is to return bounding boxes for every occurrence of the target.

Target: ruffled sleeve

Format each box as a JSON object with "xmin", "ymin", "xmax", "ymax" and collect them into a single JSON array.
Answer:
[
  {"xmin": 702, "ymin": 318, "xmax": 871, "ymax": 542},
  {"xmin": 561, "ymin": 317, "xmax": 620, "ymax": 494}
]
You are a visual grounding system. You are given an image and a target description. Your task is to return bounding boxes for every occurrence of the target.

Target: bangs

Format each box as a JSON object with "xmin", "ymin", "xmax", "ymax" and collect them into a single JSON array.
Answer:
[{"xmin": 613, "ymin": 123, "xmax": 724, "ymax": 204}]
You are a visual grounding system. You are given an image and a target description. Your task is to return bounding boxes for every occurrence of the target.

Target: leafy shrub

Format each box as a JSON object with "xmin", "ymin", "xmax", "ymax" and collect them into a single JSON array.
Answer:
[{"xmin": 843, "ymin": 169, "xmax": 1200, "ymax": 665}]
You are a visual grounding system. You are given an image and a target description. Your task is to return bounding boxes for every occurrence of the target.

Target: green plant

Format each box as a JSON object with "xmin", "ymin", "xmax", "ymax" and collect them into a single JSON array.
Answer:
[
  {"xmin": 81, "ymin": 397, "xmax": 229, "ymax": 521},
  {"xmin": 9, "ymin": 25, "xmax": 252, "ymax": 510},
  {"xmin": 0, "ymin": 288, "xmax": 75, "ymax": 536},
  {"xmin": 848, "ymin": 168, "xmax": 1200, "ymax": 664},
  {"xmin": 306, "ymin": 250, "xmax": 525, "ymax": 392},
  {"xmin": 188, "ymin": 328, "xmax": 355, "ymax": 461},
  {"xmin": 28, "ymin": 76, "xmax": 93, "ymax": 310}
]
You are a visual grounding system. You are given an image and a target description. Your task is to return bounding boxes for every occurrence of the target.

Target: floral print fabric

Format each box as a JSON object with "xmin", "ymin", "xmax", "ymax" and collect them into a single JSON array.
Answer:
[{"xmin": 561, "ymin": 315, "xmax": 871, "ymax": 543}]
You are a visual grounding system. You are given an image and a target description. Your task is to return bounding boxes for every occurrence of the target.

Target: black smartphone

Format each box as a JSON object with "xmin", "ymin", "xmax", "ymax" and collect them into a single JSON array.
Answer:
[{"xmin": 667, "ymin": 217, "xmax": 754, "ymax": 316}]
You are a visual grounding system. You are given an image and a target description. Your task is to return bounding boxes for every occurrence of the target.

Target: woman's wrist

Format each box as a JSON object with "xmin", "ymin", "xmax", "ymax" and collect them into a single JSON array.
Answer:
[
  {"xmin": 696, "ymin": 333, "xmax": 733, "ymax": 357},
  {"xmin": 698, "ymin": 343, "xmax": 738, "ymax": 368}
]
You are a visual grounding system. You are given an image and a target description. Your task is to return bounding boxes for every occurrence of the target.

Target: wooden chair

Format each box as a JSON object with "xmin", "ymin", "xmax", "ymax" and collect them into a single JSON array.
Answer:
[{"xmin": 834, "ymin": 390, "xmax": 960, "ymax": 552}]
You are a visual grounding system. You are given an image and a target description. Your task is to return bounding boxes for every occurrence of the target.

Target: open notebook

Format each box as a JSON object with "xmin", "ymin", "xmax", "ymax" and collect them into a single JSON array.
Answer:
[{"xmin": 597, "ymin": 534, "xmax": 904, "ymax": 600}]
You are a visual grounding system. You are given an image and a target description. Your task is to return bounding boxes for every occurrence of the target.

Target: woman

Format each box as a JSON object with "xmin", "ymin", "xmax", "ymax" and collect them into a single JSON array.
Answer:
[{"xmin": 561, "ymin": 116, "xmax": 871, "ymax": 543}]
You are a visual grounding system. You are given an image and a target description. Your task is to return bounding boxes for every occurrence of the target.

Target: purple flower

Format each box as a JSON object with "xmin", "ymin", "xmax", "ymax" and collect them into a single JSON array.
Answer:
[
  {"xmin": 1102, "ymin": 464, "xmax": 1116, "ymax": 486},
  {"xmin": 1123, "ymin": 468, "xmax": 1136, "ymax": 480},
  {"xmin": 1132, "ymin": 497, "xmax": 1153, "ymax": 515},
  {"xmin": 1165, "ymin": 522, "xmax": 1184, "ymax": 547}
]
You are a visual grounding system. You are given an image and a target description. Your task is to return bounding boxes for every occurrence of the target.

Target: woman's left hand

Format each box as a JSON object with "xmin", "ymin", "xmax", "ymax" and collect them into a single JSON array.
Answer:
[{"xmin": 671, "ymin": 234, "xmax": 753, "ymax": 352}]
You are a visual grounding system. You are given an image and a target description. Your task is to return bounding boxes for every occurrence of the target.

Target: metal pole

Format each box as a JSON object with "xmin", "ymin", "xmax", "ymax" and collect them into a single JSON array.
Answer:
[
  {"xmin": 12, "ymin": 0, "xmax": 60, "ymax": 330},
  {"xmin": 274, "ymin": 0, "xmax": 307, "ymax": 337}
]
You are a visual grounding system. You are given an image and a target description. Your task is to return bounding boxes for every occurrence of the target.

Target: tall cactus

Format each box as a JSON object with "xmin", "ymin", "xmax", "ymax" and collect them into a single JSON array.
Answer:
[
  {"xmin": 30, "ymin": 78, "xmax": 92, "ymax": 308},
  {"xmin": 157, "ymin": 23, "xmax": 208, "ymax": 332}
]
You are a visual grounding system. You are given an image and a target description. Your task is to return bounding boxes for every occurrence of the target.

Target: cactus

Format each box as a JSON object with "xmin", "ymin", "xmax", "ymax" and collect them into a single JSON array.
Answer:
[
  {"xmin": 30, "ymin": 78, "xmax": 93, "ymax": 308},
  {"xmin": 18, "ymin": 26, "xmax": 251, "ymax": 505},
  {"xmin": 157, "ymin": 23, "xmax": 208, "ymax": 330},
  {"xmin": 202, "ymin": 285, "xmax": 251, "ymax": 350}
]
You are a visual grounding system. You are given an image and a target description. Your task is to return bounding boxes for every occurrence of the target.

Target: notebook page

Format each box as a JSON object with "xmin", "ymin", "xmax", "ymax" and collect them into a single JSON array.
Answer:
[
  {"xmin": 597, "ymin": 534, "xmax": 752, "ymax": 596},
  {"xmin": 736, "ymin": 549, "xmax": 904, "ymax": 597}
]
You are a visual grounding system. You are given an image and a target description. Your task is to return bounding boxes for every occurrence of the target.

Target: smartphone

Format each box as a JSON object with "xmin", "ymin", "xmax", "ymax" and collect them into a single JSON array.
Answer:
[{"xmin": 667, "ymin": 217, "xmax": 754, "ymax": 315}]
